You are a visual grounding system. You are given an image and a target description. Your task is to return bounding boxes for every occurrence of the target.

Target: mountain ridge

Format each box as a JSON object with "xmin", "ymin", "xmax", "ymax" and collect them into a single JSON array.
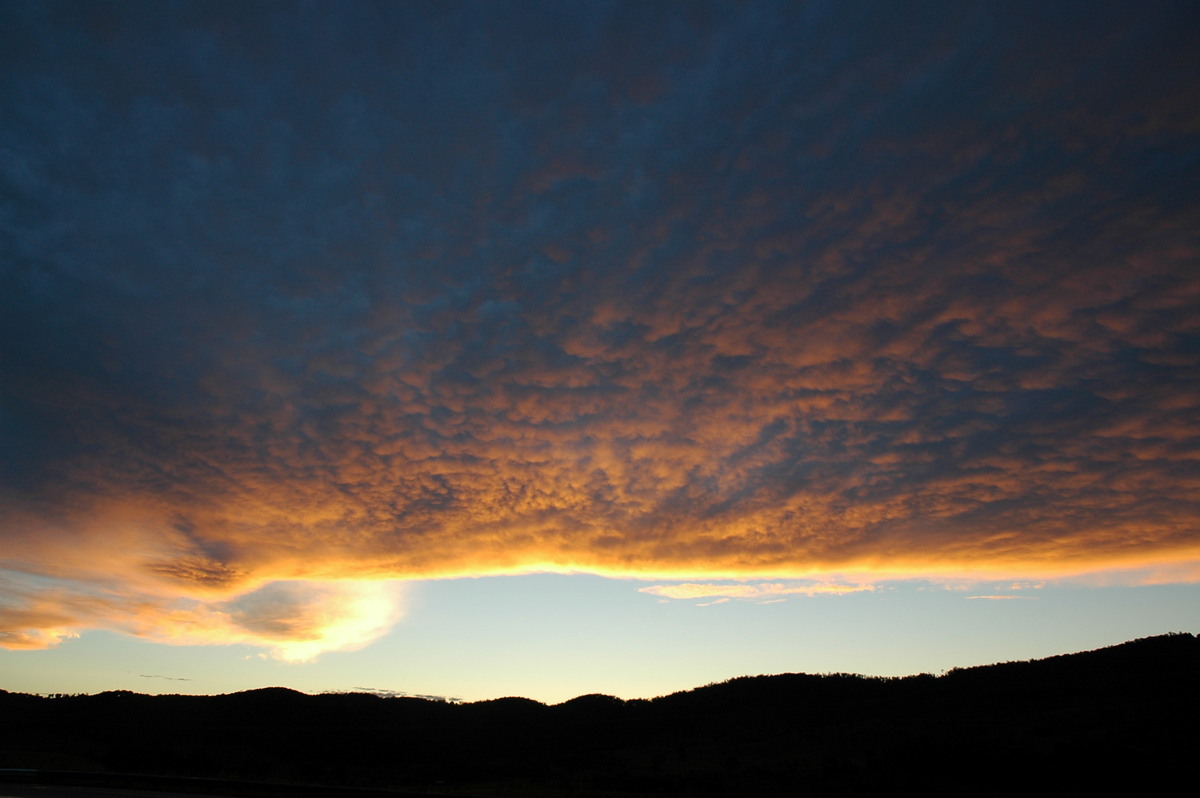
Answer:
[{"xmin": 2, "ymin": 633, "xmax": 1196, "ymax": 797}]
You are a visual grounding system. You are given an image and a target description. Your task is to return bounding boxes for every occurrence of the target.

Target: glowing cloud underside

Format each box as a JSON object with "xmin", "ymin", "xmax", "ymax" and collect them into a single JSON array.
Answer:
[
  {"xmin": 1, "ymin": 2, "xmax": 1199, "ymax": 654},
  {"xmin": 0, "ymin": 576, "xmax": 403, "ymax": 660}
]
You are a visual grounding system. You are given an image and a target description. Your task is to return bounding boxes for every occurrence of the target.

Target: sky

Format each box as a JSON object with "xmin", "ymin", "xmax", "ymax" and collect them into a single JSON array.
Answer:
[{"xmin": 1, "ymin": 0, "xmax": 1198, "ymax": 703}]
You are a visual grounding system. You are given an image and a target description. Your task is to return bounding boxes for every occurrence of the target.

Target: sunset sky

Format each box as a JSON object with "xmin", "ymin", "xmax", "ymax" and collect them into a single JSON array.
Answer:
[{"xmin": 2, "ymin": 0, "xmax": 1198, "ymax": 703}]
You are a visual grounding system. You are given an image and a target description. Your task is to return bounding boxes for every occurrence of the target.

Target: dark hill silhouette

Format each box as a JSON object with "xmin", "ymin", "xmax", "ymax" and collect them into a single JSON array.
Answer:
[{"xmin": 2, "ymin": 633, "xmax": 1196, "ymax": 797}]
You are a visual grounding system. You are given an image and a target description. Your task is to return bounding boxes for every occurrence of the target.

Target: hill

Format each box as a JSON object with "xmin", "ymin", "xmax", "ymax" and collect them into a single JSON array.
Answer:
[{"xmin": 2, "ymin": 633, "xmax": 1197, "ymax": 797}]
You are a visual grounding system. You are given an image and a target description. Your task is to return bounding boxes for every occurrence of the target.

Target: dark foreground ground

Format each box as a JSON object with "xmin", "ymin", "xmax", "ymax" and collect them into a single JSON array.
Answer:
[
  {"xmin": 1, "ymin": 772, "xmax": 451, "ymax": 798},
  {"xmin": 0, "ymin": 786, "xmax": 226, "ymax": 798},
  {"xmin": 3, "ymin": 633, "xmax": 1198, "ymax": 797}
]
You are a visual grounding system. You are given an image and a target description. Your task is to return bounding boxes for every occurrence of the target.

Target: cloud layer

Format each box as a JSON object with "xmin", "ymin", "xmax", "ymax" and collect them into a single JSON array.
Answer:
[{"xmin": 2, "ymin": 1, "xmax": 1199, "ymax": 654}]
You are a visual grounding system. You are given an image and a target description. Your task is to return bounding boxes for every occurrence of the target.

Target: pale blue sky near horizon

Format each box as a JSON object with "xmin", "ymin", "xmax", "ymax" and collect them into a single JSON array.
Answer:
[{"xmin": 4, "ymin": 573, "xmax": 1195, "ymax": 704}]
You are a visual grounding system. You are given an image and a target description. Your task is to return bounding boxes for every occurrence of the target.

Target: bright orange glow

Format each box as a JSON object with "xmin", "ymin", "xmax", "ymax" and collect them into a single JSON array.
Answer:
[
  {"xmin": 3, "ymin": 484, "xmax": 1197, "ymax": 656},
  {"xmin": 0, "ymin": 577, "xmax": 405, "ymax": 660}
]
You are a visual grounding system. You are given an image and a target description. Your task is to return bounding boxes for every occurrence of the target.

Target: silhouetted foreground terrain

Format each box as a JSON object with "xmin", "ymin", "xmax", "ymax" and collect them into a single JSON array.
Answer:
[{"xmin": 3, "ymin": 634, "xmax": 1197, "ymax": 797}]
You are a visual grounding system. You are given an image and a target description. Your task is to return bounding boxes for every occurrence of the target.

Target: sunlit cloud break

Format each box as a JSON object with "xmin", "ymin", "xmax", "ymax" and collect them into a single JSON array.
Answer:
[
  {"xmin": 224, "ymin": 581, "xmax": 405, "ymax": 663},
  {"xmin": 0, "ymin": 574, "xmax": 404, "ymax": 661}
]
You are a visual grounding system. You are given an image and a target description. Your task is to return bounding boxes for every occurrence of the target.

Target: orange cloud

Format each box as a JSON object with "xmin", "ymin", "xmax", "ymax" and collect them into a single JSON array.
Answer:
[{"xmin": 0, "ymin": 566, "xmax": 404, "ymax": 661}]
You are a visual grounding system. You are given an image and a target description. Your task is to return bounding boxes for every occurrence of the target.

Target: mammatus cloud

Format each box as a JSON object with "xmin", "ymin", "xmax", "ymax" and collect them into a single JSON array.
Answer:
[{"xmin": 1, "ymin": 2, "xmax": 1198, "ymax": 655}]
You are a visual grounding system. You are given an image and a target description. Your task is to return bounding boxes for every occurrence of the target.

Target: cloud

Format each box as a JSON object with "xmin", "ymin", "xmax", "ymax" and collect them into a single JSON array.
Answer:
[
  {"xmin": 348, "ymin": 687, "xmax": 460, "ymax": 702},
  {"xmin": 0, "ymin": 610, "xmax": 80, "ymax": 650},
  {"xmin": 0, "ymin": 568, "xmax": 404, "ymax": 661},
  {"xmin": 639, "ymin": 582, "xmax": 876, "ymax": 601},
  {"xmin": 224, "ymin": 581, "xmax": 404, "ymax": 663},
  {"xmin": 1, "ymin": 1, "xmax": 1199, "ymax": 654}
]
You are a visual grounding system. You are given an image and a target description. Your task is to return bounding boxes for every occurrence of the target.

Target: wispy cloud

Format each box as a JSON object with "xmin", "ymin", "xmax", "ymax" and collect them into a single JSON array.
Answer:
[
  {"xmin": 639, "ymin": 582, "xmax": 877, "ymax": 601},
  {"xmin": 347, "ymin": 687, "xmax": 460, "ymax": 702}
]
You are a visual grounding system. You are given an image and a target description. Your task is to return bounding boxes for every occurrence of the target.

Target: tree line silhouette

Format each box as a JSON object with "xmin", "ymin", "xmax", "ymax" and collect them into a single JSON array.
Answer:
[{"xmin": 1, "ymin": 633, "xmax": 1196, "ymax": 797}]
